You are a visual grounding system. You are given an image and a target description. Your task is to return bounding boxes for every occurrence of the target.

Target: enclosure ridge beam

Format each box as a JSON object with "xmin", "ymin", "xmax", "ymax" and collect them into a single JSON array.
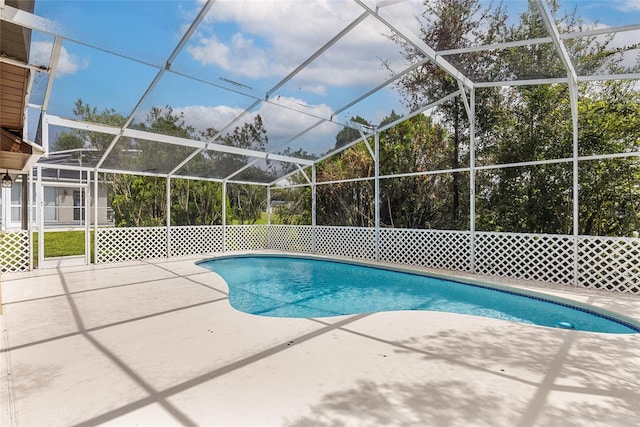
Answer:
[
  {"xmin": 560, "ymin": 22, "xmax": 640, "ymax": 40},
  {"xmin": 123, "ymin": 128, "xmax": 315, "ymax": 165},
  {"xmin": 439, "ymin": 22, "xmax": 640, "ymax": 58},
  {"xmin": 354, "ymin": 0, "xmax": 474, "ymax": 89},
  {"xmin": 46, "ymin": 113, "xmax": 313, "ymax": 166},
  {"xmin": 475, "ymin": 78, "xmax": 568, "ymax": 88},
  {"xmin": 578, "ymin": 73, "xmax": 640, "ymax": 82},
  {"xmin": 438, "ymin": 37, "xmax": 552, "ymax": 56},
  {"xmin": 44, "ymin": 114, "xmax": 122, "ymax": 135},
  {"xmin": 535, "ymin": 0, "xmax": 578, "ymax": 83}
]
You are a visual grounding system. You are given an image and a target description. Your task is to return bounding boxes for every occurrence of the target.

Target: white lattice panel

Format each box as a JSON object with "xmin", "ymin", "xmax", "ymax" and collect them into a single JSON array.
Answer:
[
  {"xmin": 226, "ymin": 225, "xmax": 268, "ymax": 251},
  {"xmin": 380, "ymin": 228, "xmax": 471, "ymax": 271},
  {"xmin": 578, "ymin": 236, "xmax": 640, "ymax": 294},
  {"xmin": 475, "ymin": 232, "xmax": 574, "ymax": 284},
  {"xmin": 0, "ymin": 231, "xmax": 30, "ymax": 272},
  {"xmin": 170, "ymin": 226, "xmax": 224, "ymax": 256},
  {"xmin": 267, "ymin": 225, "xmax": 313, "ymax": 253},
  {"xmin": 97, "ymin": 227, "xmax": 168, "ymax": 263},
  {"xmin": 315, "ymin": 226, "xmax": 376, "ymax": 260}
]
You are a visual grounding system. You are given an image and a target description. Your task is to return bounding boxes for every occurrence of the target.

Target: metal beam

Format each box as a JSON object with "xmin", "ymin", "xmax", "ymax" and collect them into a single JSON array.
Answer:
[
  {"xmin": 94, "ymin": 0, "xmax": 217, "ymax": 170},
  {"xmin": 535, "ymin": 0, "xmax": 578, "ymax": 83},
  {"xmin": 41, "ymin": 37, "xmax": 63, "ymax": 112},
  {"xmin": 45, "ymin": 114, "xmax": 314, "ymax": 166},
  {"xmin": 267, "ymin": 11, "xmax": 369, "ymax": 99},
  {"xmin": 354, "ymin": 0, "xmax": 474, "ymax": 89},
  {"xmin": 317, "ymin": 89, "xmax": 461, "ymax": 164}
]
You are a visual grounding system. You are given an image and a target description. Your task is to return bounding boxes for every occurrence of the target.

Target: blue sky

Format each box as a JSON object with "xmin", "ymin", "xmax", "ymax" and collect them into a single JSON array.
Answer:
[{"xmin": 28, "ymin": 0, "xmax": 640, "ymax": 155}]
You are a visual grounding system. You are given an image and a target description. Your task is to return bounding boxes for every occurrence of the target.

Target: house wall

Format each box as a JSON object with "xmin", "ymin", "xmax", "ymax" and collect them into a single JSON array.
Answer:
[
  {"xmin": 5, "ymin": 180, "xmax": 113, "ymax": 229},
  {"xmin": 54, "ymin": 186, "xmax": 111, "ymax": 224}
]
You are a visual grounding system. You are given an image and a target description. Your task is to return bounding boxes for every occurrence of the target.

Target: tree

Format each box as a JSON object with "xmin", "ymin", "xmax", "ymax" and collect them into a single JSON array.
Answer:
[
  {"xmin": 578, "ymin": 82, "xmax": 640, "ymax": 236},
  {"xmin": 379, "ymin": 114, "xmax": 466, "ymax": 229},
  {"xmin": 475, "ymin": 0, "xmax": 640, "ymax": 234},
  {"xmin": 334, "ymin": 116, "xmax": 371, "ymax": 150},
  {"xmin": 389, "ymin": 0, "xmax": 507, "ymax": 225}
]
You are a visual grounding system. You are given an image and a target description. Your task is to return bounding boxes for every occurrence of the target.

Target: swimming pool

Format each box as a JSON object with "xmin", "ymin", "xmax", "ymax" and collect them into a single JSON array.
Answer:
[{"xmin": 197, "ymin": 255, "xmax": 640, "ymax": 334}]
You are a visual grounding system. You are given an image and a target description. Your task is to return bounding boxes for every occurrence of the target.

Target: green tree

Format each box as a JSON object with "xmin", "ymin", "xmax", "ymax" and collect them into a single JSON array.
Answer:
[
  {"xmin": 578, "ymin": 82, "xmax": 640, "ymax": 236},
  {"xmin": 476, "ymin": 0, "xmax": 639, "ymax": 234},
  {"xmin": 379, "ymin": 114, "xmax": 466, "ymax": 229},
  {"xmin": 389, "ymin": 0, "xmax": 506, "ymax": 226}
]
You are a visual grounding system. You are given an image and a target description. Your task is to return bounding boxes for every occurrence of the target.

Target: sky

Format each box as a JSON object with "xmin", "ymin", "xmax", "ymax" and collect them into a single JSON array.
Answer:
[{"xmin": 26, "ymin": 0, "xmax": 640, "ymax": 156}]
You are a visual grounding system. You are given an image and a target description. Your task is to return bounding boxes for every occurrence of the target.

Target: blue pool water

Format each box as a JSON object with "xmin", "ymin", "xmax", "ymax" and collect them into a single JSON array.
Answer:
[{"xmin": 197, "ymin": 255, "xmax": 640, "ymax": 334}]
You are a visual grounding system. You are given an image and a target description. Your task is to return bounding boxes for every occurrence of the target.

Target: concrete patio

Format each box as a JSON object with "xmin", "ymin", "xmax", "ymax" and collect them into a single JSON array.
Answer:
[{"xmin": 1, "ymin": 254, "xmax": 639, "ymax": 426}]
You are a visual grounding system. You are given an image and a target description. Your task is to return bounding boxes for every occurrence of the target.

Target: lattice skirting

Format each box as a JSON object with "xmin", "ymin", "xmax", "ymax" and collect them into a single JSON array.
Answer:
[
  {"xmin": 475, "ymin": 232, "xmax": 575, "ymax": 285},
  {"xmin": 578, "ymin": 236, "xmax": 640, "ymax": 293},
  {"xmin": 97, "ymin": 227, "xmax": 168, "ymax": 263},
  {"xmin": 86, "ymin": 226, "xmax": 640, "ymax": 294},
  {"xmin": 266, "ymin": 225, "xmax": 312, "ymax": 253},
  {"xmin": 170, "ymin": 225, "xmax": 224, "ymax": 256},
  {"xmin": 380, "ymin": 228, "xmax": 471, "ymax": 271},
  {"xmin": 225, "ymin": 225, "xmax": 268, "ymax": 251},
  {"xmin": 315, "ymin": 226, "xmax": 376, "ymax": 260},
  {"xmin": 0, "ymin": 231, "xmax": 30, "ymax": 272}
]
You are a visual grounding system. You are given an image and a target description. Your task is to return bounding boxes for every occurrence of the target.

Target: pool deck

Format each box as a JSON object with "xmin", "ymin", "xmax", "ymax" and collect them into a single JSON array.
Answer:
[{"xmin": 1, "ymin": 253, "xmax": 639, "ymax": 426}]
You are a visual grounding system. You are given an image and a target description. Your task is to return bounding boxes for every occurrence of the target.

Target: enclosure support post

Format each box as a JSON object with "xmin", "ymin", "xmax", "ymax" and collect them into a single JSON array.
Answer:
[
  {"xmin": 85, "ymin": 172, "xmax": 91, "ymax": 265},
  {"xmin": 36, "ymin": 166, "xmax": 43, "ymax": 269},
  {"xmin": 28, "ymin": 171, "xmax": 33, "ymax": 271},
  {"xmin": 222, "ymin": 180, "xmax": 227, "ymax": 252},
  {"xmin": 21, "ymin": 174, "xmax": 28, "ymax": 230},
  {"xmin": 266, "ymin": 185, "xmax": 271, "ymax": 250},
  {"xmin": 374, "ymin": 129, "xmax": 380, "ymax": 261},
  {"xmin": 166, "ymin": 176, "xmax": 171, "ymax": 258},
  {"xmin": 312, "ymin": 164, "xmax": 317, "ymax": 253},
  {"xmin": 469, "ymin": 88, "xmax": 476, "ymax": 274},
  {"xmin": 569, "ymin": 78, "xmax": 580, "ymax": 286},
  {"xmin": 266, "ymin": 186, "xmax": 271, "ymax": 226},
  {"xmin": 94, "ymin": 171, "xmax": 99, "ymax": 264}
]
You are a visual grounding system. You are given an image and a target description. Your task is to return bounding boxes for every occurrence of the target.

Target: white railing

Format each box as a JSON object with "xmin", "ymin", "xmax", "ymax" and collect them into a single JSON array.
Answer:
[
  {"xmin": 578, "ymin": 236, "xmax": 640, "ymax": 293},
  {"xmin": 267, "ymin": 225, "xmax": 313, "ymax": 253},
  {"xmin": 96, "ymin": 226, "xmax": 168, "ymax": 263},
  {"xmin": 380, "ymin": 228, "xmax": 471, "ymax": 271},
  {"xmin": 0, "ymin": 231, "xmax": 30, "ymax": 272},
  {"xmin": 475, "ymin": 232, "xmax": 575, "ymax": 284},
  {"xmin": 0, "ymin": 225, "xmax": 633, "ymax": 294},
  {"xmin": 170, "ymin": 225, "xmax": 224, "ymax": 256}
]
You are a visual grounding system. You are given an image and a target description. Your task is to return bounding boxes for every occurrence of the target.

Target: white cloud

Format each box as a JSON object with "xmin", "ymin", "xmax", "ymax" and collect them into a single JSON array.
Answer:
[
  {"xmin": 174, "ymin": 104, "xmax": 246, "ymax": 135},
  {"xmin": 187, "ymin": 0, "xmax": 418, "ymax": 90},
  {"xmin": 173, "ymin": 96, "xmax": 337, "ymax": 152},
  {"xmin": 188, "ymin": 33, "xmax": 271, "ymax": 79},
  {"xmin": 613, "ymin": 0, "xmax": 640, "ymax": 12},
  {"xmin": 30, "ymin": 41, "xmax": 89, "ymax": 76}
]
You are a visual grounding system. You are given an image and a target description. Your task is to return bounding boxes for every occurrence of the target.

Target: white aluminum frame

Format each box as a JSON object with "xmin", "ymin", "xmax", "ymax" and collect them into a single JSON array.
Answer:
[{"xmin": 0, "ymin": 0, "xmax": 638, "ymax": 292}]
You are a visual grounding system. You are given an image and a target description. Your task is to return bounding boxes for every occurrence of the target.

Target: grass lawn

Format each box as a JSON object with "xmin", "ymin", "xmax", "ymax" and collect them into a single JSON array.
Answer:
[
  {"xmin": 232, "ymin": 212, "xmax": 274, "ymax": 225},
  {"xmin": 32, "ymin": 231, "xmax": 94, "ymax": 266}
]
